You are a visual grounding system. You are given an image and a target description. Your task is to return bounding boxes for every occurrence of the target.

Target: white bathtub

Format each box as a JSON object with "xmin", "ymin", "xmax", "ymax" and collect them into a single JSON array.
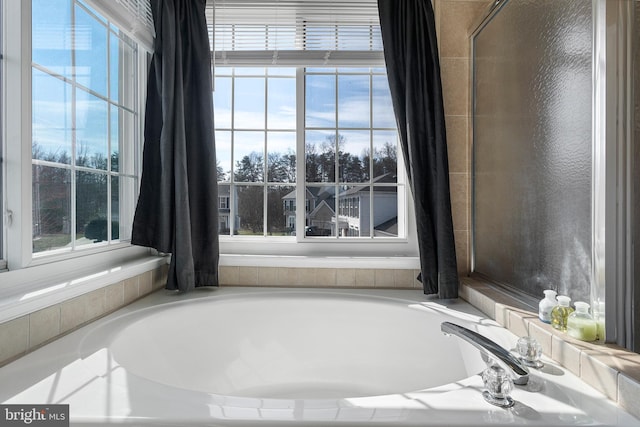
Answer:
[{"xmin": 1, "ymin": 287, "xmax": 639, "ymax": 426}]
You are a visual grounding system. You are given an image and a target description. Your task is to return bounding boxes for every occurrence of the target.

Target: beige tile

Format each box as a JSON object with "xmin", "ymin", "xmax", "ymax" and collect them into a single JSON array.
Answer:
[
  {"xmin": 440, "ymin": 1, "xmax": 489, "ymax": 58},
  {"xmin": 441, "ymin": 58, "xmax": 469, "ymax": 116},
  {"xmin": 412, "ymin": 269, "xmax": 423, "ymax": 289},
  {"xmin": 105, "ymin": 282, "xmax": 125, "ymax": 313},
  {"xmin": 494, "ymin": 303, "xmax": 509, "ymax": 328},
  {"xmin": 450, "ymin": 173, "xmax": 468, "ymax": 231},
  {"xmin": 618, "ymin": 373, "xmax": 640, "ymax": 420},
  {"xmin": 298, "ymin": 268, "xmax": 317, "ymax": 287},
  {"xmin": 454, "ymin": 230, "xmax": 469, "ymax": 275},
  {"xmin": 355, "ymin": 269, "xmax": 374, "ymax": 288},
  {"xmin": 238, "ymin": 266, "xmax": 258, "ymax": 286},
  {"xmin": 152, "ymin": 265, "xmax": 167, "ymax": 290},
  {"xmin": 277, "ymin": 267, "xmax": 299, "ymax": 287},
  {"xmin": 258, "ymin": 267, "xmax": 278, "ymax": 286},
  {"xmin": 508, "ymin": 310, "xmax": 533, "ymax": 339},
  {"xmin": 374, "ymin": 269, "xmax": 395, "ymax": 288},
  {"xmin": 446, "ymin": 115, "xmax": 468, "ymax": 174},
  {"xmin": 219, "ymin": 266, "xmax": 239, "ymax": 285},
  {"xmin": 394, "ymin": 269, "xmax": 414, "ymax": 289},
  {"xmin": 123, "ymin": 277, "xmax": 139, "ymax": 304},
  {"xmin": 138, "ymin": 271, "xmax": 153, "ymax": 296},
  {"xmin": 551, "ymin": 335, "xmax": 582, "ymax": 376},
  {"xmin": 60, "ymin": 296, "xmax": 87, "ymax": 334},
  {"xmin": 29, "ymin": 306, "xmax": 61, "ymax": 350},
  {"xmin": 460, "ymin": 284, "xmax": 494, "ymax": 318},
  {"xmin": 336, "ymin": 268, "xmax": 356, "ymax": 287},
  {"xmin": 315, "ymin": 268, "xmax": 337, "ymax": 287},
  {"xmin": 528, "ymin": 322, "xmax": 553, "ymax": 357},
  {"xmin": 581, "ymin": 352, "xmax": 618, "ymax": 401},
  {"xmin": 0, "ymin": 316, "xmax": 29, "ymax": 364}
]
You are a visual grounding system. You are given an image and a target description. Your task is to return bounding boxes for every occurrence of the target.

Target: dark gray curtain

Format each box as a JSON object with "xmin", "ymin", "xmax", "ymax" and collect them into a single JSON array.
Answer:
[
  {"xmin": 378, "ymin": 0, "xmax": 459, "ymax": 298},
  {"xmin": 132, "ymin": 0, "xmax": 219, "ymax": 292}
]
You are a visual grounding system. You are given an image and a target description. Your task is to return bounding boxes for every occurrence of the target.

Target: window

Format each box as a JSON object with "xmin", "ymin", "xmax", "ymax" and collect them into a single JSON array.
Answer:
[
  {"xmin": 0, "ymin": 0, "xmax": 4, "ymax": 268},
  {"xmin": 210, "ymin": 0, "xmax": 412, "ymax": 253},
  {"xmin": 31, "ymin": 0, "xmax": 139, "ymax": 255}
]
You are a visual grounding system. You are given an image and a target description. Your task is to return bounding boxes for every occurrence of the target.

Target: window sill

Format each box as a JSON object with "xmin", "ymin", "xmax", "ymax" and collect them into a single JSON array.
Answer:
[{"xmin": 0, "ymin": 246, "xmax": 166, "ymax": 324}]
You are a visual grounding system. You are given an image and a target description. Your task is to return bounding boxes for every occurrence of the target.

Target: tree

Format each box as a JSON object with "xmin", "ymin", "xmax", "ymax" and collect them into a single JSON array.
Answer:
[{"xmin": 234, "ymin": 152, "xmax": 263, "ymax": 182}]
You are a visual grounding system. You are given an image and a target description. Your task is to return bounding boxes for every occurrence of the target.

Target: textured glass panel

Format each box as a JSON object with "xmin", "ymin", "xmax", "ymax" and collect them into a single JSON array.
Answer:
[
  {"xmin": 77, "ymin": 171, "xmax": 108, "ymax": 246},
  {"xmin": 32, "ymin": 165, "xmax": 71, "ymax": 253},
  {"xmin": 473, "ymin": 0, "xmax": 592, "ymax": 302}
]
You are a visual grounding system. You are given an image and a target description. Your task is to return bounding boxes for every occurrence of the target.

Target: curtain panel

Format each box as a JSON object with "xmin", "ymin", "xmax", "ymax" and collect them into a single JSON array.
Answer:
[
  {"xmin": 377, "ymin": 0, "xmax": 459, "ymax": 298},
  {"xmin": 132, "ymin": 0, "xmax": 219, "ymax": 292}
]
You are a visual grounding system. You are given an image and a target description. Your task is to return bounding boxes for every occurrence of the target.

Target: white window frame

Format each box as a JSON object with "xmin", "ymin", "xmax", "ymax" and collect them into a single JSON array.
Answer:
[{"xmin": 2, "ymin": 0, "xmax": 151, "ymax": 275}]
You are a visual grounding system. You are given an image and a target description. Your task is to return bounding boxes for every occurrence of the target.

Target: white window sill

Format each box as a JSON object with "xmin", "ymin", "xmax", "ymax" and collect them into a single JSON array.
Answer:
[
  {"xmin": 220, "ymin": 253, "xmax": 420, "ymax": 269},
  {"xmin": 0, "ymin": 246, "xmax": 166, "ymax": 324}
]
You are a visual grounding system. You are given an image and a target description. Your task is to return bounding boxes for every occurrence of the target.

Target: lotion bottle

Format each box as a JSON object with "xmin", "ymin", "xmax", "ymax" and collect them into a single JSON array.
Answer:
[
  {"xmin": 567, "ymin": 302, "xmax": 597, "ymax": 342},
  {"xmin": 538, "ymin": 289, "xmax": 557, "ymax": 323},
  {"xmin": 550, "ymin": 295, "xmax": 573, "ymax": 332}
]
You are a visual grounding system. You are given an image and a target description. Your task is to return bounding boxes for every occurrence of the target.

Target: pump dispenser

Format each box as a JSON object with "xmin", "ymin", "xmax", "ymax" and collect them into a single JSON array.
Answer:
[
  {"xmin": 567, "ymin": 302, "xmax": 597, "ymax": 342},
  {"xmin": 538, "ymin": 290, "xmax": 557, "ymax": 323},
  {"xmin": 550, "ymin": 295, "xmax": 573, "ymax": 332}
]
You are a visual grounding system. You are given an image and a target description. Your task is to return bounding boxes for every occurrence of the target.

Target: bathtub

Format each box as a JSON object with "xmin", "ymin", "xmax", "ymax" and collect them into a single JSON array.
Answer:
[{"xmin": 1, "ymin": 287, "xmax": 639, "ymax": 426}]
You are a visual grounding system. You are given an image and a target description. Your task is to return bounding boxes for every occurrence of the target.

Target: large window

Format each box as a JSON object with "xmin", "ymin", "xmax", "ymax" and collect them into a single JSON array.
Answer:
[
  {"xmin": 213, "ymin": 66, "xmax": 402, "ymax": 240},
  {"xmin": 31, "ymin": 0, "xmax": 139, "ymax": 255}
]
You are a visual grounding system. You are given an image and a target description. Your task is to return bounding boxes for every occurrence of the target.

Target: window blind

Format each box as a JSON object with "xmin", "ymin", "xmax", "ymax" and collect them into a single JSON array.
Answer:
[
  {"xmin": 83, "ymin": 0, "xmax": 154, "ymax": 50},
  {"xmin": 208, "ymin": 0, "xmax": 385, "ymax": 66}
]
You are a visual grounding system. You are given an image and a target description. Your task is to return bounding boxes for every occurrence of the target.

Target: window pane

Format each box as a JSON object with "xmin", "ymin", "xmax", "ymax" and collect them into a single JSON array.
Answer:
[
  {"xmin": 32, "ymin": 0, "xmax": 72, "ymax": 78},
  {"xmin": 234, "ymin": 131, "xmax": 264, "ymax": 182},
  {"xmin": 373, "ymin": 187, "xmax": 398, "ymax": 237},
  {"xmin": 218, "ymin": 183, "xmax": 232, "ymax": 235},
  {"xmin": 32, "ymin": 165, "xmax": 71, "ymax": 253},
  {"xmin": 373, "ymin": 75, "xmax": 396, "ymax": 128},
  {"xmin": 282, "ymin": 187, "xmax": 297, "ymax": 235},
  {"xmin": 32, "ymin": 70, "xmax": 72, "ymax": 164},
  {"xmin": 305, "ymin": 130, "xmax": 335, "ymax": 183},
  {"xmin": 115, "ymin": 175, "xmax": 136, "ymax": 241},
  {"xmin": 267, "ymin": 185, "xmax": 294, "ymax": 235},
  {"xmin": 338, "ymin": 130, "xmax": 369, "ymax": 183},
  {"xmin": 75, "ymin": 4, "xmax": 108, "ymax": 96},
  {"xmin": 372, "ymin": 131, "xmax": 398, "ymax": 182},
  {"xmin": 338, "ymin": 74, "xmax": 370, "ymax": 128},
  {"xmin": 267, "ymin": 78, "xmax": 296, "ymax": 129},
  {"xmin": 337, "ymin": 185, "xmax": 369, "ymax": 237},
  {"xmin": 77, "ymin": 171, "xmax": 108, "ymax": 246},
  {"xmin": 306, "ymin": 74, "xmax": 336, "ymax": 128},
  {"xmin": 111, "ymin": 107, "xmax": 136, "ymax": 175},
  {"xmin": 76, "ymin": 88, "xmax": 108, "ymax": 169},
  {"xmin": 267, "ymin": 132, "xmax": 296, "ymax": 183},
  {"xmin": 214, "ymin": 76, "xmax": 232, "ymax": 129},
  {"xmin": 110, "ymin": 32, "xmax": 135, "ymax": 109},
  {"xmin": 237, "ymin": 185, "xmax": 263, "ymax": 235},
  {"xmin": 305, "ymin": 185, "xmax": 336, "ymax": 237},
  {"xmin": 111, "ymin": 176, "xmax": 120, "ymax": 241},
  {"xmin": 234, "ymin": 77, "xmax": 265, "ymax": 129},
  {"xmin": 268, "ymin": 68, "xmax": 296, "ymax": 76},
  {"xmin": 216, "ymin": 131, "xmax": 232, "ymax": 182}
]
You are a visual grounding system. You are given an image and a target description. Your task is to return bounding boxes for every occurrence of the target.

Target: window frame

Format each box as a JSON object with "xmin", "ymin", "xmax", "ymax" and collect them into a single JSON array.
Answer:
[{"xmin": 2, "ymin": 0, "xmax": 151, "ymax": 273}]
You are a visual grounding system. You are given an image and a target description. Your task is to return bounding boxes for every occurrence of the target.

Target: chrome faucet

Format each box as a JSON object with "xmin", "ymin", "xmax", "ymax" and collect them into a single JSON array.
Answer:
[{"xmin": 441, "ymin": 321, "xmax": 529, "ymax": 385}]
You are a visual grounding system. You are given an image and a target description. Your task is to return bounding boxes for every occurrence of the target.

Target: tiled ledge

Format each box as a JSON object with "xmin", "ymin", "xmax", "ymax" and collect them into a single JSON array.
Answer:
[
  {"xmin": 0, "ymin": 264, "xmax": 168, "ymax": 368},
  {"xmin": 460, "ymin": 276, "xmax": 640, "ymax": 420}
]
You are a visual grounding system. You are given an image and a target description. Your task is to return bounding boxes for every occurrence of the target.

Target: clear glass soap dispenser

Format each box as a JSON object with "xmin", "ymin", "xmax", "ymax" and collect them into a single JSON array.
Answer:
[
  {"xmin": 550, "ymin": 295, "xmax": 573, "ymax": 332},
  {"xmin": 567, "ymin": 301, "xmax": 597, "ymax": 342},
  {"xmin": 538, "ymin": 289, "xmax": 557, "ymax": 323}
]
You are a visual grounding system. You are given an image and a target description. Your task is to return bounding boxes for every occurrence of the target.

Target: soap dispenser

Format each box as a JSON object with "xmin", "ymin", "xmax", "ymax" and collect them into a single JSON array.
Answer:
[
  {"xmin": 550, "ymin": 295, "xmax": 573, "ymax": 332},
  {"xmin": 538, "ymin": 289, "xmax": 557, "ymax": 323},
  {"xmin": 567, "ymin": 302, "xmax": 597, "ymax": 342}
]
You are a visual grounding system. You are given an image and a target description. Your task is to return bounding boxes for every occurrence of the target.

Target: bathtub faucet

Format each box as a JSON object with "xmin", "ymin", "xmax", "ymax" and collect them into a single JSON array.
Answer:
[{"xmin": 441, "ymin": 321, "xmax": 529, "ymax": 385}]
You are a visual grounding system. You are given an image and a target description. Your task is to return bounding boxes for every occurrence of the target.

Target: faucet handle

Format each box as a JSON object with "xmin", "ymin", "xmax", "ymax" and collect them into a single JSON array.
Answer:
[
  {"xmin": 516, "ymin": 336, "xmax": 544, "ymax": 368},
  {"xmin": 482, "ymin": 364, "xmax": 515, "ymax": 408}
]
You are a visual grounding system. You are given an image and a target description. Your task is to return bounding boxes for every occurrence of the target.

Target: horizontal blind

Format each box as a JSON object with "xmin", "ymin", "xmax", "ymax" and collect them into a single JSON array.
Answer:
[
  {"xmin": 208, "ymin": 0, "xmax": 384, "ymax": 66},
  {"xmin": 83, "ymin": 0, "xmax": 154, "ymax": 50}
]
